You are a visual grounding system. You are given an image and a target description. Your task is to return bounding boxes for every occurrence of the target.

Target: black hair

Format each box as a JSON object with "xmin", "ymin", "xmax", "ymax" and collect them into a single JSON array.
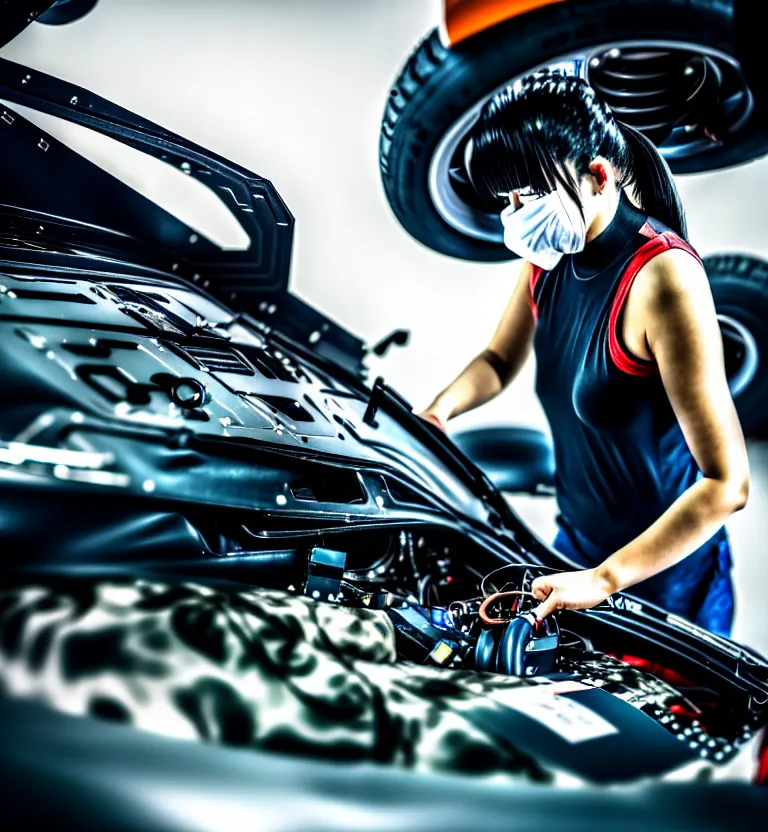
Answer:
[{"xmin": 467, "ymin": 72, "xmax": 688, "ymax": 241}]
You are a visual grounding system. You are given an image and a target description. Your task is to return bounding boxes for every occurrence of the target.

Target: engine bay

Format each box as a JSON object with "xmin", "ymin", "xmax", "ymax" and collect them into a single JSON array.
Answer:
[{"xmin": 309, "ymin": 549, "xmax": 766, "ymax": 770}]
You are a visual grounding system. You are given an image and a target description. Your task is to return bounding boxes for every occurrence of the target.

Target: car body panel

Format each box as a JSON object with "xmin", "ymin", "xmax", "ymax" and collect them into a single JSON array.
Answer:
[
  {"xmin": 2, "ymin": 695, "xmax": 767, "ymax": 829},
  {"xmin": 442, "ymin": 0, "xmax": 567, "ymax": 47}
]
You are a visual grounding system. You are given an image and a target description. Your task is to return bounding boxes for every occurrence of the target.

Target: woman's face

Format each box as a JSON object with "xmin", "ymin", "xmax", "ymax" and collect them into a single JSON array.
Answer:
[
  {"xmin": 499, "ymin": 178, "xmax": 587, "ymax": 268},
  {"xmin": 505, "ymin": 158, "xmax": 615, "ymax": 241}
]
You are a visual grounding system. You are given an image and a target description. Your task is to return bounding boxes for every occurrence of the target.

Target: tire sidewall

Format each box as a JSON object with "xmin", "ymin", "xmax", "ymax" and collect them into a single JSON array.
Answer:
[{"xmin": 705, "ymin": 255, "xmax": 768, "ymax": 438}]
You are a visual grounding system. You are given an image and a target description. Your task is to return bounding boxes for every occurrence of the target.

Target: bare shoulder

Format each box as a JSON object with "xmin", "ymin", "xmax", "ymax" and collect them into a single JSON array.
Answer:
[{"xmin": 633, "ymin": 246, "xmax": 712, "ymax": 318}]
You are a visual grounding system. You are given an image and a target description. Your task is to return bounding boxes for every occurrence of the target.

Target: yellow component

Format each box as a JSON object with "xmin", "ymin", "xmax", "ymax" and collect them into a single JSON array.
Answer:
[
  {"xmin": 429, "ymin": 640, "xmax": 455, "ymax": 665},
  {"xmin": 443, "ymin": 0, "xmax": 568, "ymax": 47}
]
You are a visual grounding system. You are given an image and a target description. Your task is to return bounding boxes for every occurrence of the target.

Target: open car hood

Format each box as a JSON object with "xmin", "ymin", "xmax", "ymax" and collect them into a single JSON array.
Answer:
[
  {"xmin": 0, "ymin": 56, "xmax": 294, "ymax": 305},
  {"xmin": 0, "ymin": 51, "xmax": 368, "ymax": 376},
  {"xmin": 0, "ymin": 55, "xmax": 548, "ymax": 569}
]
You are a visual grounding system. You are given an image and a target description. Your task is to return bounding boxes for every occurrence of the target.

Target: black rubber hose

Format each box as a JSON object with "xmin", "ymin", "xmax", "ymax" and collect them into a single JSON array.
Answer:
[{"xmin": 496, "ymin": 616, "xmax": 534, "ymax": 676}]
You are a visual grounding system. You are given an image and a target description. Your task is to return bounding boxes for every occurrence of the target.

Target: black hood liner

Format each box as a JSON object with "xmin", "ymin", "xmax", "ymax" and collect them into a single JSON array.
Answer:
[{"xmin": 0, "ymin": 56, "xmax": 294, "ymax": 307}]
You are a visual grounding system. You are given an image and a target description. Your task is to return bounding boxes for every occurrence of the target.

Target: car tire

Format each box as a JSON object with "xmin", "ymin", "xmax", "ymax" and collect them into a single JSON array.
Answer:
[
  {"xmin": 380, "ymin": 2, "xmax": 766, "ymax": 262},
  {"xmin": 37, "ymin": 0, "xmax": 100, "ymax": 26},
  {"xmin": 705, "ymin": 254, "xmax": 768, "ymax": 439}
]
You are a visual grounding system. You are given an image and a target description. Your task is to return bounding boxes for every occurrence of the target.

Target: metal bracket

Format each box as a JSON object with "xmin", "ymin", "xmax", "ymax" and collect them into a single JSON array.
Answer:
[{"xmin": 304, "ymin": 546, "xmax": 347, "ymax": 602}]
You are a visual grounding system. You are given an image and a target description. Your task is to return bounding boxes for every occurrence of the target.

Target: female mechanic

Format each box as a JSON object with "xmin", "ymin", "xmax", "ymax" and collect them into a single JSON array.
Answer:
[{"xmin": 418, "ymin": 72, "xmax": 749, "ymax": 637}]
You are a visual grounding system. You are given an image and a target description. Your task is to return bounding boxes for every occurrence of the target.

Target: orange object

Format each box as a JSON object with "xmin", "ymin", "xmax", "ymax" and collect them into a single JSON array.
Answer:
[{"xmin": 443, "ymin": 0, "xmax": 568, "ymax": 47}]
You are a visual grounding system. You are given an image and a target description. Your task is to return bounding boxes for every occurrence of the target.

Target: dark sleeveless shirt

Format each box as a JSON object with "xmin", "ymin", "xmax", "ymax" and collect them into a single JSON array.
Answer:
[{"xmin": 530, "ymin": 191, "xmax": 715, "ymax": 555}]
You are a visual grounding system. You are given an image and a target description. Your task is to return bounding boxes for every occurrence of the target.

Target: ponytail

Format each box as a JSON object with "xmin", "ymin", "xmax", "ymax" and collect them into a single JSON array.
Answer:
[{"xmin": 616, "ymin": 121, "xmax": 688, "ymax": 242}]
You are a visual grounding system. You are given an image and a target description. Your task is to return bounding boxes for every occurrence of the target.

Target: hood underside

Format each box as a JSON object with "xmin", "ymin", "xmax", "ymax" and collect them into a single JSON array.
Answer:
[{"xmin": 0, "ymin": 55, "xmax": 294, "ymax": 309}]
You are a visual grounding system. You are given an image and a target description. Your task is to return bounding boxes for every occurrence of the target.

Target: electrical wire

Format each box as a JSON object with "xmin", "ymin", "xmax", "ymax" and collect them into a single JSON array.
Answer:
[
  {"xmin": 480, "ymin": 563, "xmax": 547, "ymax": 597},
  {"xmin": 478, "ymin": 591, "xmax": 536, "ymax": 626},
  {"xmin": 481, "ymin": 565, "xmax": 516, "ymax": 597},
  {"xmin": 558, "ymin": 628, "xmax": 591, "ymax": 651}
]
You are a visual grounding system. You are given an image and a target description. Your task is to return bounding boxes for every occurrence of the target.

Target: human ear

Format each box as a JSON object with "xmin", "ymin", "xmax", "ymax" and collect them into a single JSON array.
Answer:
[{"xmin": 588, "ymin": 160, "xmax": 608, "ymax": 192}]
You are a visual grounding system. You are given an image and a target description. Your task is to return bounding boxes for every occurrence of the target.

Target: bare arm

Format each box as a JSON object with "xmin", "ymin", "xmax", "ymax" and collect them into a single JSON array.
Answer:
[
  {"xmin": 596, "ymin": 248, "xmax": 749, "ymax": 591},
  {"xmin": 532, "ymin": 248, "xmax": 750, "ymax": 616},
  {"xmin": 421, "ymin": 261, "xmax": 537, "ymax": 427}
]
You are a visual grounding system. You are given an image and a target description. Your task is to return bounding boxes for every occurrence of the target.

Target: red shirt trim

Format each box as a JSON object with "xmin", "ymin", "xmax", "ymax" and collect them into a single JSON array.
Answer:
[
  {"xmin": 608, "ymin": 228, "xmax": 703, "ymax": 376},
  {"xmin": 529, "ymin": 265, "xmax": 544, "ymax": 323}
]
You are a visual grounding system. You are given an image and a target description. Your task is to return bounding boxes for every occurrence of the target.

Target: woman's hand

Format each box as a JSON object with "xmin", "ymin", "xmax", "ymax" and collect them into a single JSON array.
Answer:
[
  {"xmin": 530, "ymin": 568, "xmax": 616, "ymax": 619},
  {"xmin": 417, "ymin": 409, "xmax": 447, "ymax": 431}
]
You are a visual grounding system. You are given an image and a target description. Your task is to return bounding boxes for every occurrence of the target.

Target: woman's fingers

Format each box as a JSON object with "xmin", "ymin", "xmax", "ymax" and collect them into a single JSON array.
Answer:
[
  {"xmin": 529, "ymin": 569, "xmax": 613, "ymax": 620},
  {"xmin": 531, "ymin": 577, "xmax": 550, "ymax": 601},
  {"xmin": 418, "ymin": 411, "xmax": 446, "ymax": 431},
  {"xmin": 531, "ymin": 577, "xmax": 557, "ymax": 618},
  {"xmin": 531, "ymin": 592, "xmax": 560, "ymax": 620}
]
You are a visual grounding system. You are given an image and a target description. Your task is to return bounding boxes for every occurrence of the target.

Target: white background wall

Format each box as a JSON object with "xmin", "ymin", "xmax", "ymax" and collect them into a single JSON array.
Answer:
[{"xmin": 2, "ymin": 0, "xmax": 767, "ymax": 653}]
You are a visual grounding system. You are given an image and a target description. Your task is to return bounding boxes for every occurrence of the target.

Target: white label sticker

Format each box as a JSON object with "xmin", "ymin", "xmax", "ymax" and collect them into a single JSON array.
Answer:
[{"xmin": 488, "ymin": 682, "xmax": 619, "ymax": 744}]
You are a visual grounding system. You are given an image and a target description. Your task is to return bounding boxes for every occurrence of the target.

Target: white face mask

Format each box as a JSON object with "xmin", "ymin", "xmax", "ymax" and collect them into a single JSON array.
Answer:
[{"xmin": 499, "ymin": 189, "xmax": 587, "ymax": 271}]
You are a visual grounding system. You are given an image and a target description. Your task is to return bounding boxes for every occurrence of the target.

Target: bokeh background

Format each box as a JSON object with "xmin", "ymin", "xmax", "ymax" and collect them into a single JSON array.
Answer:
[{"xmin": 2, "ymin": 0, "xmax": 766, "ymax": 654}]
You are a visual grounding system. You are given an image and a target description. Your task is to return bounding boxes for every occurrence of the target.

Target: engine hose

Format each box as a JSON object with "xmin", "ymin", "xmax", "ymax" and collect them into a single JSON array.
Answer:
[
  {"xmin": 497, "ymin": 616, "xmax": 535, "ymax": 677},
  {"xmin": 474, "ymin": 626, "xmax": 501, "ymax": 672}
]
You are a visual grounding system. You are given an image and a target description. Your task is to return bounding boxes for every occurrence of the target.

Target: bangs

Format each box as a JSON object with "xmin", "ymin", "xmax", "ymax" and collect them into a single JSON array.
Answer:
[{"xmin": 467, "ymin": 90, "xmax": 580, "ymax": 214}]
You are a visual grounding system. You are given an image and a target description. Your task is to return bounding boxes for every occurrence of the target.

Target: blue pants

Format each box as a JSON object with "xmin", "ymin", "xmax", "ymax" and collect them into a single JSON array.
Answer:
[{"xmin": 551, "ymin": 518, "xmax": 735, "ymax": 638}]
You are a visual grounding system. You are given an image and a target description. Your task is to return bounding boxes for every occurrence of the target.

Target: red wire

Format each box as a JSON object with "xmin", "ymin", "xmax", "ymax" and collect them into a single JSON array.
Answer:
[
  {"xmin": 755, "ymin": 728, "xmax": 768, "ymax": 786},
  {"xmin": 479, "ymin": 591, "xmax": 524, "ymax": 626}
]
